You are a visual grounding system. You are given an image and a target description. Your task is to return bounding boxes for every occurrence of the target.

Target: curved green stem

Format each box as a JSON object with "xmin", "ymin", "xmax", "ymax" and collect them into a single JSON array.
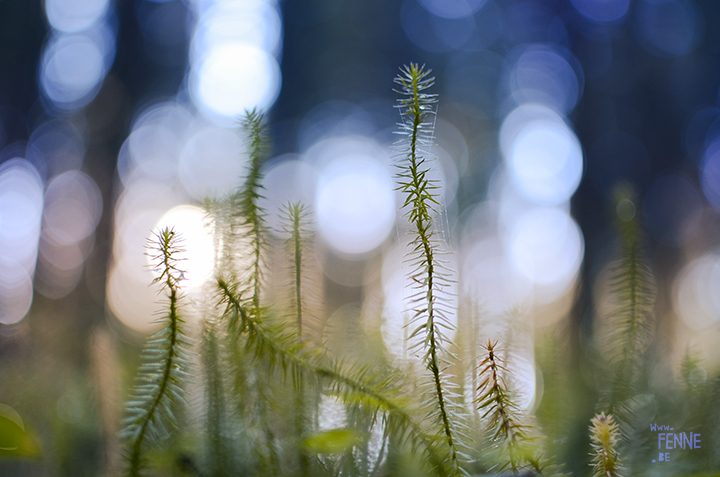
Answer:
[{"xmin": 217, "ymin": 279, "xmax": 447, "ymax": 475}]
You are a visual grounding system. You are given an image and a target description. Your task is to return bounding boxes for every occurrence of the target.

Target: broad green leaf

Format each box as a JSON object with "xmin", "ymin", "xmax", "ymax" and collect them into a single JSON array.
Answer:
[{"xmin": 0, "ymin": 404, "xmax": 42, "ymax": 458}]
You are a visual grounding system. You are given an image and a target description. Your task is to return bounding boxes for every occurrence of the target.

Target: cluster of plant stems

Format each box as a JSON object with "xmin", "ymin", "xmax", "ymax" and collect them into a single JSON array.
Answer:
[{"xmin": 117, "ymin": 65, "xmax": 717, "ymax": 477}]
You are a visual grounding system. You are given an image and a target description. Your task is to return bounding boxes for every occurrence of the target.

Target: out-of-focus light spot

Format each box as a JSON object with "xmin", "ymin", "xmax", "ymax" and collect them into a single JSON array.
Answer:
[
  {"xmin": 570, "ymin": 0, "xmax": 630, "ymax": 23},
  {"xmin": 462, "ymin": 238, "xmax": 532, "ymax": 315},
  {"xmin": 119, "ymin": 210, "xmax": 171, "ymax": 276},
  {"xmin": 382, "ymin": 270, "xmax": 413, "ymax": 363},
  {"xmin": 507, "ymin": 207, "xmax": 583, "ymax": 302},
  {"xmin": 508, "ymin": 45, "xmax": 583, "ymax": 114},
  {"xmin": 42, "ymin": 171, "xmax": 103, "ymax": 246},
  {"xmin": 28, "ymin": 119, "xmax": 85, "ymax": 177},
  {"xmin": 684, "ymin": 107, "xmax": 720, "ymax": 165},
  {"xmin": 38, "ymin": 238, "xmax": 87, "ymax": 273},
  {"xmin": 179, "ymin": 126, "xmax": 246, "ymax": 200},
  {"xmin": 126, "ymin": 124, "xmax": 180, "ymax": 182},
  {"xmin": 118, "ymin": 102, "xmax": 192, "ymax": 185},
  {"xmin": 35, "ymin": 239, "xmax": 87, "ymax": 299},
  {"xmin": 45, "ymin": 0, "xmax": 109, "ymax": 33},
  {"xmin": 108, "ymin": 198, "xmax": 209, "ymax": 333},
  {"xmin": 316, "ymin": 158, "xmax": 394, "ymax": 255},
  {"xmin": 616, "ymin": 198, "xmax": 636, "ymax": 222},
  {"xmin": 111, "ymin": 181, "xmax": 184, "ymax": 312},
  {"xmin": 83, "ymin": 22, "xmax": 118, "ymax": 67},
  {"xmin": 381, "ymin": 245, "xmax": 422, "ymax": 363},
  {"xmin": 0, "ymin": 159, "xmax": 43, "ymax": 325},
  {"xmin": 688, "ymin": 366, "xmax": 707, "ymax": 387},
  {"xmin": 153, "ymin": 205, "xmax": 215, "ymax": 290},
  {"xmin": 674, "ymin": 254, "xmax": 720, "ymax": 331},
  {"xmin": 457, "ymin": 200, "xmax": 498, "ymax": 251},
  {"xmin": 506, "ymin": 352, "xmax": 537, "ymax": 411},
  {"xmin": 107, "ymin": 259, "xmax": 163, "ymax": 333},
  {"xmin": 491, "ymin": 167, "xmax": 569, "ymax": 237},
  {"xmin": 435, "ymin": 119, "xmax": 469, "ymax": 177},
  {"xmin": 192, "ymin": 1, "xmax": 282, "ymax": 59},
  {"xmin": 500, "ymin": 104, "xmax": 583, "ymax": 205},
  {"xmin": 132, "ymin": 101, "xmax": 194, "ymax": 136},
  {"xmin": 635, "ymin": 0, "xmax": 700, "ymax": 58},
  {"xmin": 109, "ymin": 179, "xmax": 194, "ymax": 332},
  {"xmin": 0, "ymin": 259, "xmax": 33, "ymax": 325},
  {"xmin": 190, "ymin": 43, "xmax": 281, "ymax": 125},
  {"xmin": 318, "ymin": 395, "xmax": 347, "ymax": 431},
  {"xmin": 260, "ymin": 156, "xmax": 318, "ymax": 236},
  {"xmin": 313, "ymin": 137, "xmax": 395, "ymax": 256},
  {"xmin": 0, "ymin": 159, "xmax": 44, "ymax": 265},
  {"xmin": 40, "ymin": 34, "xmax": 105, "ymax": 110},
  {"xmin": 419, "ymin": 0, "xmax": 487, "ymax": 19},
  {"xmin": 642, "ymin": 174, "xmax": 702, "ymax": 246},
  {"xmin": 113, "ymin": 179, "xmax": 177, "ymax": 235}
]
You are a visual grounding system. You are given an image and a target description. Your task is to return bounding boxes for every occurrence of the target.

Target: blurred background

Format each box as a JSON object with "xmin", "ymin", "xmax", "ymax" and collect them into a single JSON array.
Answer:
[{"xmin": 2, "ymin": 0, "xmax": 720, "ymax": 474}]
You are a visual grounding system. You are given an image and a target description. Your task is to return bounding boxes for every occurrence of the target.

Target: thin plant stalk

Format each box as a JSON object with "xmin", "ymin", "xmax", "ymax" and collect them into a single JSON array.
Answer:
[
  {"xmin": 394, "ymin": 63, "xmax": 461, "ymax": 476},
  {"xmin": 121, "ymin": 228, "xmax": 192, "ymax": 476}
]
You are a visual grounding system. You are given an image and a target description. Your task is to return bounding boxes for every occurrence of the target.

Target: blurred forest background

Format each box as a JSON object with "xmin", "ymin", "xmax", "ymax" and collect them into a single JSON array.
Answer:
[{"xmin": 2, "ymin": 0, "xmax": 720, "ymax": 475}]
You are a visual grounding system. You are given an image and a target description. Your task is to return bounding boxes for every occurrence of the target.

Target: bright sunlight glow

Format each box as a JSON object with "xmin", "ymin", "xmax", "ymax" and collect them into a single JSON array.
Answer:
[
  {"xmin": 315, "ymin": 143, "xmax": 395, "ymax": 256},
  {"xmin": 190, "ymin": 42, "xmax": 281, "ymax": 126},
  {"xmin": 152, "ymin": 205, "xmax": 215, "ymax": 291},
  {"xmin": 674, "ymin": 254, "xmax": 720, "ymax": 331},
  {"xmin": 507, "ymin": 207, "xmax": 584, "ymax": 303},
  {"xmin": 501, "ymin": 104, "xmax": 583, "ymax": 206}
]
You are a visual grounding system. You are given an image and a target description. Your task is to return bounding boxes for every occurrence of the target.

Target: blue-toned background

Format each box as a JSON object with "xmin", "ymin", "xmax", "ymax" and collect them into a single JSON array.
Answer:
[{"xmin": 1, "ymin": 0, "xmax": 720, "ymax": 473}]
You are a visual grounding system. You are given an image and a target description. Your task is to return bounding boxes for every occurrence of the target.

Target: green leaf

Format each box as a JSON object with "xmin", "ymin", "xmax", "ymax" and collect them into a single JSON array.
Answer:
[
  {"xmin": 0, "ymin": 404, "xmax": 42, "ymax": 458},
  {"xmin": 303, "ymin": 428, "xmax": 365, "ymax": 455}
]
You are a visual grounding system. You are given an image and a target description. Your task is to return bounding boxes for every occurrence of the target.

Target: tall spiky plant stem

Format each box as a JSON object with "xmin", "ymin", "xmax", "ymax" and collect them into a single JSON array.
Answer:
[
  {"xmin": 284, "ymin": 202, "xmax": 307, "ymax": 338},
  {"xmin": 237, "ymin": 108, "xmax": 268, "ymax": 311},
  {"xmin": 475, "ymin": 340, "xmax": 539, "ymax": 473},
  {"xmin": 589, "ymin": 412, "xmax": 622, "ymax": 477},
  {"xmin": 604, "ymin": 185, "xmax": 654, "ymax": 411},
  {"xmin": 235, "ymin": 109, "xmax": 282, "ymax": 475},
  {"xmin": 284, "ymin": 202, "xmax": 311, "ymax": 476},
  {"xmin": 122, "ymin": 228, "xmax": 191, "ymax": 476},
  {"xmin": 395, "ymin": 63, "xmax": 460, "ymax": 475},
  {"xmin": 201, "ymin": 319, "xmax": 233, "ymax": 476}
]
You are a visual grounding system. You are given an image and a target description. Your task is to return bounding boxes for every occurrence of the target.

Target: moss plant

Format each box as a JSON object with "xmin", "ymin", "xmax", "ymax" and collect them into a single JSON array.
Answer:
[
  {"xmin": 602, "ymin": 185, "xmax": 655, "ymax": 413},
  {"xmin": 280, "ymin": 201, "xmax": 312, "ymax": 475},
  {"xmin": 236, "ymin": 108, "xmax": 269, "ymax": 311},
  {"xmin": 394, "ymin": 63, "xmax": 463, "ymax": 476},
  {"xmin": 113, "ymin": 66, "xmax": 720, "ymax": 477},
  {"xmin": 475, "ymin": 340, "xmax": 541, "ymax": 474},
  {"xmin": 281, "ymin": 201, "xmax": 311, "ymax": 339},
  {"xmin": 120, "ymin": 228, "xmax": 192, "ymax": 476},
  {"xmin": 588, "ymin": 413, "xmax": 622, "ymax": 477}
]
